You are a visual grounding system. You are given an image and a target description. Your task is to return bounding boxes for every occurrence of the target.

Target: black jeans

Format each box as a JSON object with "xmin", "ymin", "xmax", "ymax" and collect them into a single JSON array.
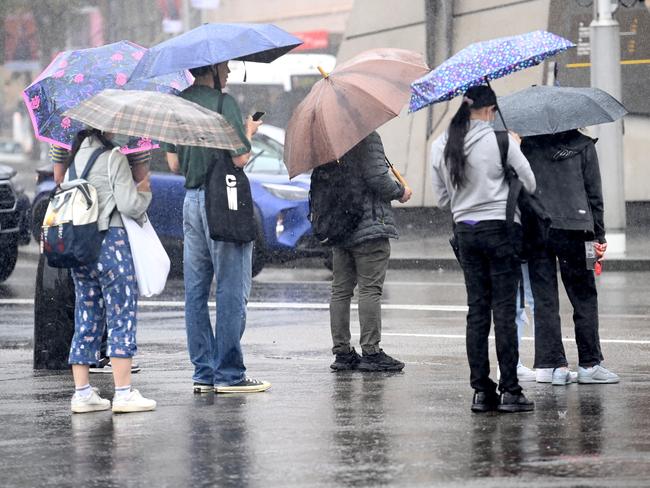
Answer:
[
  {"xmin": 528, "ymin": 229, "xmax": 603, "ymax": 368},
  {"xmin": 456, "ymin": 220, "xmax": 522, "ymax": 395}
]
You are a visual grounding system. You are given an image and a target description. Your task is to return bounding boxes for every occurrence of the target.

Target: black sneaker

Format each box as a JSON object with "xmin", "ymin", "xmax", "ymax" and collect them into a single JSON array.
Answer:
[
  {"xmin": 357, "ymin": 350, "xmax": 405, "ymax": 372},
  {"xmin": 330, "ymin": 348, "xmax": 362, "ymax": 371},
  {"xmin": 193, "ymin": 382, "xmax": 214, "ymax": 394},
  {"xmin": 215, "ymin": 378, "xmax": 271, "ymax": 394},
  {"xmin": 497, "ymin": 392, "xmax": 535, "ymax": 413},
  {"xmin": 471, "ymin": 391, "xmax": 499, "ymax": 413}
]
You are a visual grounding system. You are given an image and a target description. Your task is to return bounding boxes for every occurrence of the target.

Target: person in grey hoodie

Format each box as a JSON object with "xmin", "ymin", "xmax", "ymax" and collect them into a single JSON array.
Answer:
[
  {"xmin": 64, "ymin": 128, "xmax": 156, "ymax": 414},
  {"xmin": 430, "ymin": 85, "xmax": 536, "ymax": 413}
]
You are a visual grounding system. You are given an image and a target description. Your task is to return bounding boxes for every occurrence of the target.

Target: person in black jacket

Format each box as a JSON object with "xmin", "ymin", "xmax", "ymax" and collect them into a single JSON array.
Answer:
[
  {"xmin": 521, "ymin": 129, "xmax": 619, "ymax": 385},
  {"xmin": 329, "ymin": 131, "xmax": 412, "ymax": 372}
]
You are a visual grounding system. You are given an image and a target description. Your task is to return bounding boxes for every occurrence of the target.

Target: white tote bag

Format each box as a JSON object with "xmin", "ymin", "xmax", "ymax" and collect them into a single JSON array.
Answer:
[
  {"xmin": 107, "ymin": 148, "xmax": 170, "ymax": 297},
  {"xmin": 122, "ymin": 214, "xmax": 170, "ymax": 297}
]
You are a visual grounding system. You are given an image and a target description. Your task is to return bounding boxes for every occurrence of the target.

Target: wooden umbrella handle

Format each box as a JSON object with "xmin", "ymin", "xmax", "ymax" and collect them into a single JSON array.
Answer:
[{"xmin": 385, "ymin": 156, "xmax": 410, "ymax": 191}]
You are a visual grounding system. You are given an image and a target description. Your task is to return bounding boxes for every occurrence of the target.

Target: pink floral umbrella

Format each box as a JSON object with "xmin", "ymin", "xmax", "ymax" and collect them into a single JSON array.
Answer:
[{"xmin": 23, "ymin": 40, "xmax": 191, "ymax": 153}]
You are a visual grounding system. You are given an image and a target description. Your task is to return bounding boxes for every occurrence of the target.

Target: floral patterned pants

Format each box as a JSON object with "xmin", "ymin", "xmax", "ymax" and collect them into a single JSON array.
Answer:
[{"xmin": 68, "ymin": 227, "xmax": 139, "ymax": 365}]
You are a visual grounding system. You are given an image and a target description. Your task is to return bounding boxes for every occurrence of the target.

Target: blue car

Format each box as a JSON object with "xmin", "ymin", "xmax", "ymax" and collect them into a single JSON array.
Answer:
[{"xmin": 31, "ymin": 126, "xmax": 328, "ymax": 276}]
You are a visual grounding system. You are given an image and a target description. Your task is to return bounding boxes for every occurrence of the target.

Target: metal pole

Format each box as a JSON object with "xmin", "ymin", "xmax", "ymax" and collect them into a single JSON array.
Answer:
[{"xmin": 590, "ymin": 0, "xmax": 626, "ymax": 253}]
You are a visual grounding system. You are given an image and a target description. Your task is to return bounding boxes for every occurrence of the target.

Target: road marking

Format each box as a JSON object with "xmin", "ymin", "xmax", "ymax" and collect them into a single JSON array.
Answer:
[{"xmin": 4, "ymin": 299, "xmax": 650, "ymax": 344}]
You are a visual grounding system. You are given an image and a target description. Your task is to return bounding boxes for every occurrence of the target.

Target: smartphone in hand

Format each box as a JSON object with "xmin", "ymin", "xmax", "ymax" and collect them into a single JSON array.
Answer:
[{"xmin": 252, "ymin": 111, "xmax": 265, "ymax": 121}]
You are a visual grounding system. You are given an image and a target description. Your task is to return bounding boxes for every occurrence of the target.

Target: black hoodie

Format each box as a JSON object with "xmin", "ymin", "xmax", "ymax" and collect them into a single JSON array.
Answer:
[{"xmin": 521, "ymin": 130, "xmax": 605, "ymax": 243}]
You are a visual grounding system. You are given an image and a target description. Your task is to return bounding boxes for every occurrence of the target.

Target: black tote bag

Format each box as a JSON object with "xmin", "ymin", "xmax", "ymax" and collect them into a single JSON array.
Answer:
[{"xmin": 204, "ymin": 94, "xmax": 256, "ymax": 243}]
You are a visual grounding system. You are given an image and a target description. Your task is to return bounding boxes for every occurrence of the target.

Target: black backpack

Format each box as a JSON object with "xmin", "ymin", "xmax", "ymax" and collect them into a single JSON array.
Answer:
[
  {"xmin": 204, "ymin": 93, "xmax": 256, "ymax": 243},
  {"xmin": 309, "ymin": 158, "xmax": 365, "ymax": 246},
  {"xmin": 495, "ymin": 131, "xmax": 551, "ymax": 259}
]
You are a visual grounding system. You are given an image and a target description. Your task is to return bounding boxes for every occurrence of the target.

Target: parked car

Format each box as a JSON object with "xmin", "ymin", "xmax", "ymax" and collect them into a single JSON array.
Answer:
[
  {"xmin": 0, "ymin": 163, "xmax": 31, "ymax": 282},
  {"xmin": 31, "ymin": 126, "xmax": 328, "ymax": 277}
]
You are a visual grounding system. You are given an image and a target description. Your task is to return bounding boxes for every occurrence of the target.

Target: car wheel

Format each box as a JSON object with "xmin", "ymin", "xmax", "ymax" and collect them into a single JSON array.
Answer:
[
  {"xmin": 31, "ymin": 197, "xmax": 48, "ymax": 242},
  {"xmin": 0, "ymin": 242, "xmax": 18, "ymax": 283}
]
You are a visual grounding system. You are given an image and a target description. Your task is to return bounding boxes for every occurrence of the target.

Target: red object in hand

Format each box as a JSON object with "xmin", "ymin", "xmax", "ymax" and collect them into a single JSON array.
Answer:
[{"xmin": 594, "ymin": 261, "xmax": 602, "ymax": 275}]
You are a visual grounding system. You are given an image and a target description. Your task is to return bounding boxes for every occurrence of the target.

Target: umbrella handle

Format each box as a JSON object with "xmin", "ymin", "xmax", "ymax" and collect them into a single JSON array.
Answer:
[
  {"xmin": 385, "ymin": 156, "xmax": 410, "ymax": 191},
  {"xmin": 317, "ymin": 66, "xmax": 329, "ymax": 78},
  {"xmin": 485, "ymin": 78, "xmax": 509, "ymax": 131}
]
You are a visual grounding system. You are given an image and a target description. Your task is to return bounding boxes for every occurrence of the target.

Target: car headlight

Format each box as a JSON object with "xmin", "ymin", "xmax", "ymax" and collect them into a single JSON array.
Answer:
[{"xmin": 262, "ymin": 183, "xmax": 308, "ymax": 201}]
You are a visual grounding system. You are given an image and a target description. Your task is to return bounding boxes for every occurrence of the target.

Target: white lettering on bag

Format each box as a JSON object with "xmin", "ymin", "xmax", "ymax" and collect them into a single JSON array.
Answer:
[{"xmin": 226, "ymin": 174, "xmax": 238, "ymax": 211}]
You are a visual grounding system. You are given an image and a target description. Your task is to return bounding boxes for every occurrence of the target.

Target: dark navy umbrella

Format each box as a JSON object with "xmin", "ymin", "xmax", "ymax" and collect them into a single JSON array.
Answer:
[
  {"xmin": 130, "ymin": 23, "xmax": 303, "ymax": 80},
  {"xmin": 493, "ymin": 86, "xmax": 628, "ymax": 136}
]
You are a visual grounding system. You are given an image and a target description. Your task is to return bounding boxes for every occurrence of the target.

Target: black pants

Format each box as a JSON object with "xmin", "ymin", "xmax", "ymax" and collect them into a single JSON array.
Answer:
[
  {"xmin": 456, "ymin": 221, "xmax": 522, "ymax": 395},
  {"xmin": 528, "ymin": 229, "xmax": 603, "ymax": 369}
]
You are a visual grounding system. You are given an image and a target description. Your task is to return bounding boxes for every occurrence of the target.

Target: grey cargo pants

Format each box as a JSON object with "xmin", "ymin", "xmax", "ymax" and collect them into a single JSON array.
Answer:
[{"xmin": 330, "ymin": 238, "xmax": 390, "ymax": 355}]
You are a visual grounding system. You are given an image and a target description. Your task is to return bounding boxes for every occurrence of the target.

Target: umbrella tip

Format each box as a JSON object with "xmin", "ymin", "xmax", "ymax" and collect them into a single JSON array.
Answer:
[{"xmin": 317, "ymin": 66, "xmax": 329, "ymax": 78}]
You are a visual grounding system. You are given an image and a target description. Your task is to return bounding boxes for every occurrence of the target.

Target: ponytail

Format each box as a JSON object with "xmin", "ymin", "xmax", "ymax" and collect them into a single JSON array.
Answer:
[
  {"xmin": 443, "ymin": 100, "xmax": 472, "ymax": 188},
  {"xmin": 65, "ymin": 128, "xmax": 115, "ymax": 171}
]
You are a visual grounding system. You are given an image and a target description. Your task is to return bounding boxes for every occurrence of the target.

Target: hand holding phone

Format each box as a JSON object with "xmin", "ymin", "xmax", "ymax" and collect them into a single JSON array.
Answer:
[{"xmin": 252, "ymin": 111, "xmax": 265, "ymax": 121}]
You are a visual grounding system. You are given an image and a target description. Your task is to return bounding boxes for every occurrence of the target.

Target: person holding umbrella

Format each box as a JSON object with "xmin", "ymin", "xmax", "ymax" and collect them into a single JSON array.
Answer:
[
  {"xmin": 430, "ymin": 85, "xmax": 536, "ymax": 413},
  {"xmin": 164, "ymin": 61, "xmax": 270, "ymax": 394},
  {"xmin": 496, "ymin": 85, "xmax": 626, "ymax": 385}
]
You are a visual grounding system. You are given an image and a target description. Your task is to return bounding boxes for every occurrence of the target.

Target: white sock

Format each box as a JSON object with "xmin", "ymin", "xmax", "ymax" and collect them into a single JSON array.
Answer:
[
  {"xmin": 114, "ymin": 385, "xmax": 132, "ymax": 399},
  {"xmin": 75, "ymin": 384, "xmax": 92, "ymax": 398}
]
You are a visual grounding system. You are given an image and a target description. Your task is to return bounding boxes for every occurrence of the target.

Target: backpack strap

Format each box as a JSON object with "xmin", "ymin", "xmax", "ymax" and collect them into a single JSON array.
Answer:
[
  {"xmin": 495, "ymin": 131, "xmax": 521, "ymax": 228},
  {"xmin": 69, "ymin": 146, "xmax": 109, "ymax": 180}
]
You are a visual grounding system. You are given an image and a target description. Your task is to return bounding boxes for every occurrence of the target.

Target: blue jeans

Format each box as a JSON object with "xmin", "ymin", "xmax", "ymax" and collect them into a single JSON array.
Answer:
[
  {"xmin": 516, "ymin": 263, "xmax": 534, "ymax": 344},
  {"xmin": 183, "ymin": 189, "xmax": 253, "ymax": 386}
]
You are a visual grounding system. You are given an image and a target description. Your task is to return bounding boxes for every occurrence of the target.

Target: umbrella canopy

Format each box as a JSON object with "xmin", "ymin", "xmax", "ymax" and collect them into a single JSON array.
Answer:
[
  {"xmin": 130, "ymin": 23, "xmax": 303, "ymax": 80},
  {"xmin": 63, "ymin": 89, "xmax": 247, "ymax": 152},
  {"xmin": 493, "ymin": 85, "xmax": 628, "ymax": 136},
  {"xmin": 409, "ymin": 30, "xmax": 574, "ymax": 112},
  {"xmin": 22, "ymin": 40, "xmax": 191, "ymax": 152},
  {"xmin": 283, "ymin": 48, "xmax": 429, "ymax": 178}
]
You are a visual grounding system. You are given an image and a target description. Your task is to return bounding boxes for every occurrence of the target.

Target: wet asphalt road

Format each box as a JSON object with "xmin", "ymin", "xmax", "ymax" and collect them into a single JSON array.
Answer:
[{"xmin": 2, "ymin": 253, "xmax": 650, "ymax": 487}]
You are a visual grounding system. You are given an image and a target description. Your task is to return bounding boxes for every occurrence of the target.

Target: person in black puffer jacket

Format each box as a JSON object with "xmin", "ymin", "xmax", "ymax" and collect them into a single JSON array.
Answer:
[
  {"xmin": 329, "ymin": 131, "xmax": 412, "ymax": 372},
  {"xmin": 521, "ymin": 129, "xmax": 619, "ymax": 385}
]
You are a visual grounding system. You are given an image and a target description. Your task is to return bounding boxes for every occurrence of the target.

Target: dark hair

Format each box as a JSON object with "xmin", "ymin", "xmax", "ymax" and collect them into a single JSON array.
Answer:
[
  {"xmin": 189, "ymin": 64, "xmax": 221, "ymax": 89},
  {"xmin": 66, "ymin": 128, "xmax": 114, "ymax": 170},
  {"xmin": 443, "ymin": 85, "xmax": 497, "ymax": 188}
]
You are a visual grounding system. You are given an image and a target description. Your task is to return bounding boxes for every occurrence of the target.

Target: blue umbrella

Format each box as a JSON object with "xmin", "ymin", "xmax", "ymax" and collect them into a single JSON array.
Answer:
[
  {"xmin": 409, "ymin": 30, "xmax": 575, "ymax": 112},
  {"xmin": 130, "ymin": 23, "xmax": 303, "ymax": 80}
]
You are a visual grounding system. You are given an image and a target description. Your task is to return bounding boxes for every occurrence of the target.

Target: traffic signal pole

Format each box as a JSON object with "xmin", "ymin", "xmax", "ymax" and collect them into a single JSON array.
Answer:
[{"xmin": 590, "ymin": 0, "xmax": 626, "ymax": 253}]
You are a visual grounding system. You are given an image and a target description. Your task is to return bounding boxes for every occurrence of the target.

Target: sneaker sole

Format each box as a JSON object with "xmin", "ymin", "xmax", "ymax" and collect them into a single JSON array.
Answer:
[
  {"xmin": 88, "ymin": 368, "xmax": 113, "ymax": 374},
  {"xmin": 471, "ymin": 404, "xmax": 498, "ymax": 413},
  {"xmin": 215, "ymin": 384, "xmax": 271, "ymax": 394},
  {"xmin": 330, "ymin": 364, "xmax": 359, "ymax": 371},
  {"xmin": 578, "ymin": 377, "xmax": 620, "ymax": 384},
  {"xmin": 112, "ymin": 404, "xmax": 156, "ymax": 413},
  {"xmin": 71, "ymin": 404, "xmax": 111, "ymax": 413},
  {"xmin": 497, "ymin": 404, "xmax": 535, "ymax": 413},
  {"xmin": 357, "ymin": 364, "xmax": 405, "ymax": 372}
]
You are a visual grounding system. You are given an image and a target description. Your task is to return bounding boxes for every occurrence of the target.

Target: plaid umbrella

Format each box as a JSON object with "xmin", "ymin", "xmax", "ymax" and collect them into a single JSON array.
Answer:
[
  {"xmin": 22, "ymin": 40, "xmax": 191, "ymax": 153},
  {"xmin": 63, "ymin": 89, "xmax": 246, "ymax": 151},
  {"xmin": 409, "ymin": 30, "xmax": 574, "ymax": 112}
]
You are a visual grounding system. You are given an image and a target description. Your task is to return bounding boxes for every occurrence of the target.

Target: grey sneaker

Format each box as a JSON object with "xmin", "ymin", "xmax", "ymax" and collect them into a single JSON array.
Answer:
[
  {"xmin": 112, "ymin": 389, "xmax": 156, "ymax": 413},
  {"xmin": 330, "ymin": 347, "xmax": 361, "ymax": 371},
  {"xmin": 536, "ymin": 367, "xmax": 553, "ymax": 383},
  {"xmin": 71, "ymin": 387, "xmax": 111, "ymax": 414},
  {"xmin": 552, "ymin": 367, "xmax": 575, "ymax": 386},
  {"xmin": 357, "ymin": 350, "xmax": 405, "ymax": 372},
  {"xmin": 578, "ymin": 364, "xmax": 620, "ymax": 384},
  {"xmin": 215, "ymin": 378, "xmax": 271, "ymax": 394}
]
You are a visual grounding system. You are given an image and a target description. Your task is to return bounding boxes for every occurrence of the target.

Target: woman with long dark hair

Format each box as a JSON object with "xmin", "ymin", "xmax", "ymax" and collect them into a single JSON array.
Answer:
[
  {"xmin": 430, "ymin": 85, "xmax": 536, "ymax": 413},
  {"xmin": 65, "ymin": 128, "xmax": 155, "ymax": 413}
]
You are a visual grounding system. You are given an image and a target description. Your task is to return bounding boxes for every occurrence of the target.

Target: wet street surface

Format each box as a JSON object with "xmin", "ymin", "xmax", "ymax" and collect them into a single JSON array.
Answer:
[{"xmin": 2, "ymin": 255, "xmax": 650, "ymax": 487}]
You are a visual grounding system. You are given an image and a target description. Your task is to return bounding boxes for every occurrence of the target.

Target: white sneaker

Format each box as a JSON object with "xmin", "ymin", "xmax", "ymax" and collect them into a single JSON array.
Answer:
[
  {"xmin": 517, "ymin": 364, "xmax": 537, "ymax": 382},
  {"xmin": 111, "ymin": 389, "xmax": 157, "ymax": 413},
  {"xmin": 552, "ymin": 367, "xmax": 576, "ymax": 386},
  {"xmin": 578, "ymin": 364, "xmax": 620, "ymax": 384},
  {"xmin": 536, "ymin": 367, "xmax": 553, "ymax": 383},
  {"xmin": 71, "ymin": 387, "xmax": 111, "ymax": 413}
]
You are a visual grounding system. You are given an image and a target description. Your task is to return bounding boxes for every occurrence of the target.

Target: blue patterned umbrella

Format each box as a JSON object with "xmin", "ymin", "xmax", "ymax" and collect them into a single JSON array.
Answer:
[
  {"xmin": 23, "ymin": 40, "xmax": 191, "ymax": 152},
  {"xmin": 409, "ymin": 30, "xmax": 574, "ymax": 112}
]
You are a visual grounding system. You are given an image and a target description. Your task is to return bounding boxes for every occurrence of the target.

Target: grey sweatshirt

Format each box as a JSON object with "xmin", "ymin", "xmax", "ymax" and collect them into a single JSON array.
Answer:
[
  {"xmin": 66, "ymin": 136, "xmax": 152, "ymax": 231},
  {"xmin": 430, "ymin": 120, "xmax": 536, "ymax": 223}
]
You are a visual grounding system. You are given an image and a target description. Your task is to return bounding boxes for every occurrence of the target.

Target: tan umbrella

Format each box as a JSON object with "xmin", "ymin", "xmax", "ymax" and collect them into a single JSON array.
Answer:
[
  {"xmin": 283, "ymin": 48, "xmax": 429, "ymax": 180},
  {"xmin": 63, "ymin": 89, "xmax": 247, "ymax": 151}
]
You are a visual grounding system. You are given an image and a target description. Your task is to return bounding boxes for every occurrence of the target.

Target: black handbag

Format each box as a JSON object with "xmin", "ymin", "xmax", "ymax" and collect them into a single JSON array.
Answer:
[
  {"xmin": 495, "ymin": 131, "xmax": 551, "ymax": 259},
  {"xmin": 204, "ymin": 94, "xmax": 256, "ymax": 243}
]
